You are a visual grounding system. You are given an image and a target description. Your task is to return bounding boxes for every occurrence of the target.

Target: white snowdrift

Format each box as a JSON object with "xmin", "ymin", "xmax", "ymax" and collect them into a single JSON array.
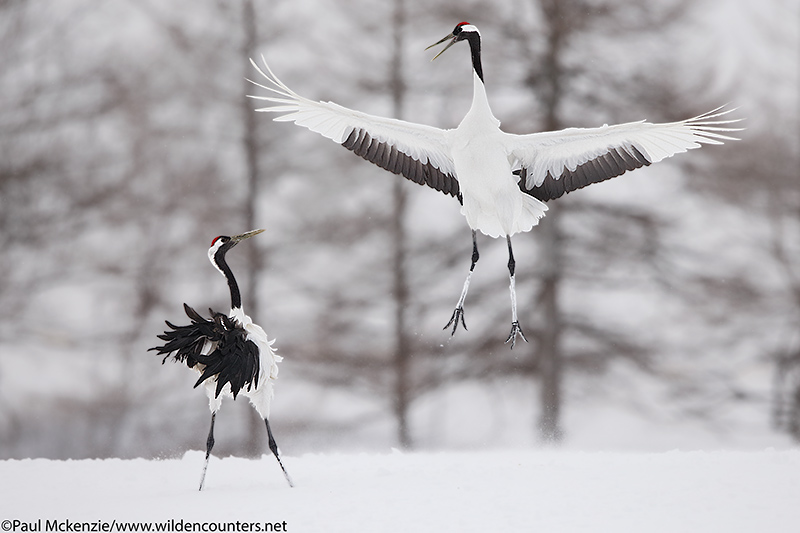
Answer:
[{"xmin": 1, "ymin": 450, "xmax": 799, "ymax": 532}]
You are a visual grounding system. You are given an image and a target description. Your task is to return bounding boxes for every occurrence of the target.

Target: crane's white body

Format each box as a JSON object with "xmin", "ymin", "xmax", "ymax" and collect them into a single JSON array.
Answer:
[
  {"xmin": 200, "ymin": 306, "xmax": 281, "ymax": 417},
  {"xmin": 199, "ymin": 235, "xmax": 282, "ymax": 417},
  {"xmin": 452, "ymin": 73, "xmax": 547, "ymax": 238}
]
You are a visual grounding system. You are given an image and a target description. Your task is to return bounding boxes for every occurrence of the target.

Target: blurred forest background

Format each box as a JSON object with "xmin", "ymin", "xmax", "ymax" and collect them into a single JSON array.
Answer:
[{"xmin": 1, "ymin": 0, "xmax": 798, "ymax": 460}]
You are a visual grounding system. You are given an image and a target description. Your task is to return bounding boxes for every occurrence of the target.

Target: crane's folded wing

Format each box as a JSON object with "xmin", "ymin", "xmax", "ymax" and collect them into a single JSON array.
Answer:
[{"xmin": 149, "ymin": 305, "xmax": 261, "ymax": 399}]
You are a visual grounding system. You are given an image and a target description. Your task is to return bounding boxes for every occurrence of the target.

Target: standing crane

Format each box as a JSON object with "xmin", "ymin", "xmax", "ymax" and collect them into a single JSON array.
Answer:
[
  {"xmin": 150, "ymin": 229, "xmax": 293, "ymax": 489},
  {"xmin": 247, "ymin": 22, "xmax": 741, "ymax": 347}
]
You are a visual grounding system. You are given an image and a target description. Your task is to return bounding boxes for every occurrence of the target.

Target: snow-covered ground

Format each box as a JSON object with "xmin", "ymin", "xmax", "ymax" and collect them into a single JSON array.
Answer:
[{"xmin": 2, "ymin": 450, "xmax": 799, "ymax": 532}]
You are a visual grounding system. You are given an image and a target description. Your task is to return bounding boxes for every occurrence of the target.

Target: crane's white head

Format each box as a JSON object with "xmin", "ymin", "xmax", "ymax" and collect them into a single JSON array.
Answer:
[
  {"xmin": 426, "ymin": 22, "xmax": 480, "ymax": 61},
  {"xmin": 207, "ymin": 228, "xmax": 265, "ymax": 276}
]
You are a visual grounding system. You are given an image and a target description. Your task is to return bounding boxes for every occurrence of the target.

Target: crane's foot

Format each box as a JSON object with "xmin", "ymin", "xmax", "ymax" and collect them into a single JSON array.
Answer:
[
  {"xmin": 444, "ymin": 306, "xmax": 467, "ymax": 336},
  {"xmin": 505, "ymin": 321, "xmax": 528, "ymax": 349},
  {"xmin": 265, "ymin": 418, "xmax": 294, "ymax": 488}
]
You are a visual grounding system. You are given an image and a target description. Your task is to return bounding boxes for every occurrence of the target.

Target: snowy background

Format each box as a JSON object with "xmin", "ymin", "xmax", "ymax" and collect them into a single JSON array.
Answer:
[{"xmin": 1, "ymin": 0, "xmax": 799, "ymax": 528}]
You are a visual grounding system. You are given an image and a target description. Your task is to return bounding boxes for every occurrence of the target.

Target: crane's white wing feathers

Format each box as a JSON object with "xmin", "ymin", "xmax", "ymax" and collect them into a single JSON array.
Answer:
[
  {"xmin": 248, "ymin": 57, "xmax": 457, "ymax": 192},
  {"xmin": 507, "ymin": 107, "xmax": 742, "ymax": 194}
]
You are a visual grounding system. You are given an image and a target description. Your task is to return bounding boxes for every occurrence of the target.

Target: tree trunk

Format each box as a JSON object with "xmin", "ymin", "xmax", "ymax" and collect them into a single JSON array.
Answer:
[
  {"xmin": 537, "ymin": 207, "xmax": 564, "ymax": 442},
  {"xmin": 241, "ymin": 0, "xmax": 263, "ymax": 457},
  {"xmin": 534, "ymin": 0, "xmax": 567, "ymax": 443},
  {"xmin": 390, "ymin": 0, "xmax": 412, "ymax": 449}
]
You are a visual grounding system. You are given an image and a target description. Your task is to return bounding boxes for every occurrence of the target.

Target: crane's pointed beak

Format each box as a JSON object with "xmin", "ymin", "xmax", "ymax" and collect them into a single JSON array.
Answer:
[
  {"xmin": 425, "ymin": 32, "xmax": 457, "ymax": 61},
  {"xmin": 231, "ymin": 228, "xmax": 265, "ymax": 243}
]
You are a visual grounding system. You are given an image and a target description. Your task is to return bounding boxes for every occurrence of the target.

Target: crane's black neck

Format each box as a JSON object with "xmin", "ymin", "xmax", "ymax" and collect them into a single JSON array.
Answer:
[
  {"xmin": 464, "ymin": 31, "xmax": 483, "ymax": 82},
  {"xmin": 214, "ymin": 246, "xmax": 242, "ymax": 310}
]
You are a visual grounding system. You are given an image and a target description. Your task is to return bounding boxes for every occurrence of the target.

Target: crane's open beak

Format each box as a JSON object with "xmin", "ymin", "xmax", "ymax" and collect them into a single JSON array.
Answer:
[
  {"xmin": 426, "ymin": 32, "xmax": 457, "ymax": 61},
  {"xmin": 231, "ymin": 228, "xmax": 265, "ymax": 243}
]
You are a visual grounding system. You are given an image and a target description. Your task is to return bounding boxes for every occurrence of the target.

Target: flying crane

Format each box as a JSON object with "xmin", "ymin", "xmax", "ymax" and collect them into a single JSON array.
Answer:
[
  {"xmin": 150, "ymin": 229, "xmax": 293, "ymax": 489},
  {"xmin": 247, "ymin": 22, "xmax": 741, "ymax": 347}
]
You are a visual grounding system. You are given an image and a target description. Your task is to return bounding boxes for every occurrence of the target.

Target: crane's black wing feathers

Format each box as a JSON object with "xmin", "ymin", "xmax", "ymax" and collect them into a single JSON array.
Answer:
[
  {"xmin": 149, "ymin": 303, "xmax": 260, "ymax": 399},
  {"xmin": 342, "ymin": 127, "xmax": 461, "ymax": 199},
  {"xmin": 517, "ymin": 145, "xmax": 650, "ymax": 202}
]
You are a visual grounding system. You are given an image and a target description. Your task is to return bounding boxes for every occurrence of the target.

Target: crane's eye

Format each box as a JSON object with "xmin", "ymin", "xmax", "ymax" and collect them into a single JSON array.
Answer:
[{"xmin": 211, "ymin": 236, "xmax": 227, "ymax": 246}]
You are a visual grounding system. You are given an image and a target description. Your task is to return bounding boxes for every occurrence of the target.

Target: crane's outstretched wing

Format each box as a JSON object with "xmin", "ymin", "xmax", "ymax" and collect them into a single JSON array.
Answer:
[
  {"xmin": 506, "ymin": 107, "xmax": 742, "ymax": 202},
  {"xmin": 247, "ymin": 56, "xmax": 460, "ymax": 199},
  {"xmin": 150, "ymin": 304, "xmax": 260, "ymax": 400}
]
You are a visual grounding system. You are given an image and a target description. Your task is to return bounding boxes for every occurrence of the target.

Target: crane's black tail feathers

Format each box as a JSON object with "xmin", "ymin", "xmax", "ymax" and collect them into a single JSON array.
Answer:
[{"xmin": 150, "ymin": 303, "xmax": 261, "ymax": 400}]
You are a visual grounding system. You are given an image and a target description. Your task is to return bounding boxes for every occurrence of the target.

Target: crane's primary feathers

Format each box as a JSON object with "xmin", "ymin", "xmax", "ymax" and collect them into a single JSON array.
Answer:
[
  {"xmin": 152, "ymin": 303, "xmax": 261, "ymax": 400},
  {"xmin": 247, "ymin": 22, "xmax": 742, "ymax": 346}
]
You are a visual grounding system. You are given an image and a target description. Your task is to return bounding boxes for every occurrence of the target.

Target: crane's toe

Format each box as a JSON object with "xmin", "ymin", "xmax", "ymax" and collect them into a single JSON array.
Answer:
[
  {"xmin": 444, "ymin": 306, "xmax": 468, "ymax": 335},
  {"xmin": 505, "ymin": 321, "xmax": 528, "ymax": 349}
]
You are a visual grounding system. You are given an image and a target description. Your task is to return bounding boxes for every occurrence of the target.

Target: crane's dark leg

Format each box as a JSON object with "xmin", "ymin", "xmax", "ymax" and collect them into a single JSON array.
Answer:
[
  {"xmin": 445, "ymin": 230, "xmax": 479, "ymax": 335},
  {"xmin": 505, "ymin": 235, "xmax": 528, "ymax": 348},
  {"xmin": 198, "ymin": 412, "xmax": 216, "ymax": 491},
  {"xmin": 265, "ymin": 418, "xmax": 294, "ymax": 487}
]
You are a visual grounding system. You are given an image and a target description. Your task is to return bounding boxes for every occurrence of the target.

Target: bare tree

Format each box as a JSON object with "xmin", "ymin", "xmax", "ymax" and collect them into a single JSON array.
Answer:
[
  {"xmin": 694, "ymin": 105, "xmax": 800, "ymax": 440},
  {"xmin": 388, "ymin": 0, "xmax": 415, "ymax": 448},
  {"xmin": 483, "ymin": 0, "xmax": 690, "ymax": 442}
]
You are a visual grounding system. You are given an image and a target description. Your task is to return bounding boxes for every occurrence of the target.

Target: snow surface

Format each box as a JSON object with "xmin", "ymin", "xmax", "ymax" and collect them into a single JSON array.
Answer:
[{"xmin": 2, "ymin": 450, "xmax": 799, "ymax": 532}]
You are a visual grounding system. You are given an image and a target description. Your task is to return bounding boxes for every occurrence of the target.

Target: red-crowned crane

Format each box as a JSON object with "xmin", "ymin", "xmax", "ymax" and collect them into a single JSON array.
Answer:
[
  {"xmin": 247, "ymin": 22, "xmax": 741, "ymax": 347},
  {"xmin": 150, "ymin": 229, "xmax": 293, "ymax": 490}
]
